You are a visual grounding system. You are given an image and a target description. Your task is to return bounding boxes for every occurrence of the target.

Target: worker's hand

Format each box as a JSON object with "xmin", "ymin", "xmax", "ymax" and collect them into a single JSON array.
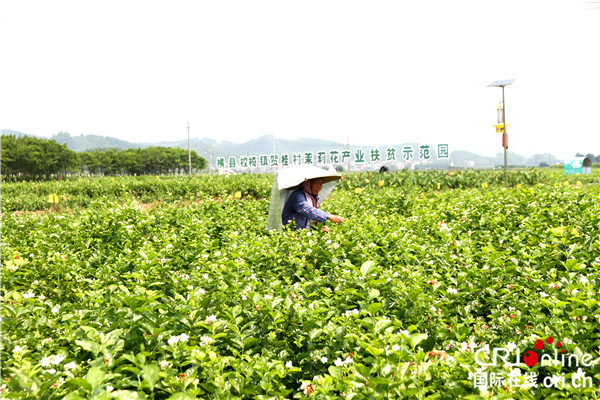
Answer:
[
  {"xmin": 321, "ymin": 225, "xmax": 330, "ymax": 233},
  {"xmin": 327, "ymin": 214, "xmax": 345, "ymax": 224}
]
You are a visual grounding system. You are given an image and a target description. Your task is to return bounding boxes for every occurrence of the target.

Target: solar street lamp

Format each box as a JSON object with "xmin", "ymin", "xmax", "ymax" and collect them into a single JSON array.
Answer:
[{"xmin": 487, "ymin": 79, "xmax": 515, "ymax": 187}]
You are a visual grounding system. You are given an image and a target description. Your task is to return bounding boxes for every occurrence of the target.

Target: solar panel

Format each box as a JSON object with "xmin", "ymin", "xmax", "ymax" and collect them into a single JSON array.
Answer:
[{"xmin": 487, "ymin": 79, "xmax": 516, "ymax": 87}]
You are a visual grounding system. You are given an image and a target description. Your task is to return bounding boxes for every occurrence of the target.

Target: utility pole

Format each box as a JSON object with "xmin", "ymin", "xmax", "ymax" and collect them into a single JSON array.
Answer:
[{"xmin": 187, "ymin": 122, "xmax": 192, "ymax": 176}]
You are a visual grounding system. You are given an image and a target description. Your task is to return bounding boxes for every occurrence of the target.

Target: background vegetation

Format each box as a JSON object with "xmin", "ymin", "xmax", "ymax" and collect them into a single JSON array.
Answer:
[{"xmin": 1, "ymin": 135, "xmax": 207, "ymax": 179}]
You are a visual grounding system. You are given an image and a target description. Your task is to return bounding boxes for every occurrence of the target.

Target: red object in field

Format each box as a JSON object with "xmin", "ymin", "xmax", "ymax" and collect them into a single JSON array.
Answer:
[{"xmin": 502, "ymin": 133, "xmax": 508, "ymax": 149}]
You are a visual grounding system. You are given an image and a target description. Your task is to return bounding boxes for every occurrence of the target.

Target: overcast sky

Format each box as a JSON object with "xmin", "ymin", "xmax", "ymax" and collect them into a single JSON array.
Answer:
[{"xmin": 2, "ymin": 0, "xmax": 599, "ymax": 159}]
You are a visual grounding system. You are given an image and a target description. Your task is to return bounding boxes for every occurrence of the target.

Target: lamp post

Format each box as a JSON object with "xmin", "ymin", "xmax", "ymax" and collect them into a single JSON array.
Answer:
[{"xmin": 487, "ymin": 79, "xmax": 515, "ymax": 187}]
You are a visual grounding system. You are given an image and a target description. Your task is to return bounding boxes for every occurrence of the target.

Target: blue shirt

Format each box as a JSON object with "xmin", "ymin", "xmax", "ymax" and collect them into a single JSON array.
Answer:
[{"xmin": 282, "ymin": 188, "xmax": 329, "ymax": 229}]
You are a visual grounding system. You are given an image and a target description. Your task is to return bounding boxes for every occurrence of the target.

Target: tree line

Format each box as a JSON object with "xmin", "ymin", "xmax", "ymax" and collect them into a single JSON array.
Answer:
[
  {"xmin": 574, "ymin": 153, "xmax": 600, "ymax": 163},
  {"xmin": 1, "ymin": 135, "xmax": 207, "ymax": 179}
]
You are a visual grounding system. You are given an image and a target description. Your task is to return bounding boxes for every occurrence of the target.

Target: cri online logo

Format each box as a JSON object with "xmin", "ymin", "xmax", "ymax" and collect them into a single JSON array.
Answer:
[
  {"xmin": 475, "ymin": 337, "xmax": 594, "ymax": 368},
  {"xmin": 523, "ymin": 337, "xmax": 563, "ymax": 367}
]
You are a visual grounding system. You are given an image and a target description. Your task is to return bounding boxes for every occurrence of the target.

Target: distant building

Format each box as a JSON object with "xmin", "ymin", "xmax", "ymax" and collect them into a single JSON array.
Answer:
[{"xmin": 564, "ymin": 157, "xmax": 592, "ymax": 175}]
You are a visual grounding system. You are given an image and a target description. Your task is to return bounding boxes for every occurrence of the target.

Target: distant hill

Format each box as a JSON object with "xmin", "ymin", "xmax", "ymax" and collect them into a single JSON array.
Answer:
[
  {"xmin": 156, "ymin": 135, "xmax": 353, "ymax": 159},
  {"xmin": 449, "ymin": 150, "xmax": 560, "ymax": 168},
  {"xmin": 51, "ymin": 131, "xmax": 143, "ymax": 152},
  {"xmin": 1, "ymin": 130, "xmax": 563, "ymax": 168},
  {"xmin": 1, "ymin": 129, "xmax": 142, "ymax": 151}
]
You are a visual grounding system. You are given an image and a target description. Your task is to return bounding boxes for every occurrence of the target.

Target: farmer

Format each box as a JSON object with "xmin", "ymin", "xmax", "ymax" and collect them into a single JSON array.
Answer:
[{"xmin": 281, "ymin": 177, "xmax": 345, "ymax": 231}]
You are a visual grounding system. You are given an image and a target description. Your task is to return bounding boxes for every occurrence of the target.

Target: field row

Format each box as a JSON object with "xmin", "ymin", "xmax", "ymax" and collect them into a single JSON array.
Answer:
[{"xmin": 3, "ymin": 168, "xmax": 595, "ymax": 212}]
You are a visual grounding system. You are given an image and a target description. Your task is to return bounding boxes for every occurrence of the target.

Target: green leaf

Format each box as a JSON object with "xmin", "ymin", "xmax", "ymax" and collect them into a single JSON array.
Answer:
[
  {"xmin": 86, "ymin": 366, "xmax": 105, "ymax": 390},
  {"xmin": 328, "ymin": 366, "xmax": 342, "ymax": 379},
  {"xmin": 365, "ymin": 344, "xmax": 383, "ymax": 356},
  {"xmin": 75, "ymin": 339, "xmax": 101, "ymax": 356},
  {"xmin": 142, "ymin": 364, "xmax": 160, "ymax": 389},
  {"xmin": 374, "ymin": 318, "xmax": 392, "ymax": 333},
  {"xmin": 66, "ymin": 378, "xmax": 92, "ymax": 392},
  {"xmin": 103, "ymin": 328, "xmax": 124, "ymax": 346},
  {"xmin": 309, "ymin": 329, "xmax": 323, "ymax": 340},
  {"xmin": 380, "ymin": 363, "xmax": 394, "ymax": 377},
  {"xmin": 360, "ymin": 261, "xmax": 375, "ymax": 277},
  {"xmin": 368, "ymin": 302, "xmax": 383, "ymax": 315},
  {"xmin": 409, "ymin": 333, "xmax": 428, "ymax": 349}
]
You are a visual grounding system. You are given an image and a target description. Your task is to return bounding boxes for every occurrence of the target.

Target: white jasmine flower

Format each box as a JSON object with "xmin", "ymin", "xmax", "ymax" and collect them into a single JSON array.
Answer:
[
  {"xmin": 505, "ymin": 342, "xmax": 517, "ymax": 352},
  {"xmin": 320, "ymin": 356, "xmax": 328, "ymax": 363},
  {"xmin": 64, "ymin": 361, "xmax": 76, "ymax": 371},
  {"xmin": 199, "ymin": 335, "xmax": 214, "ymax": 346},
  {"xmin": 299, "ymin": 381, "xmax": 315, "ymax": 395},
  {"xmin": 549, "ymin": 282, "xmax": 562, "ymax": 289},
  {"xmin": 205, "ymin": 315, "xmax": 217, "ymax": 324},
  {"xmin": 344, "ymin": 309, "xmax": 360, "ymax": 316},
  {"xmin": 447, "ymin": 287, "xmax": 458, "ymax": 295},
  {"xmin": 23, "ymin": 290, "xmax": 35, "ymax": 299},
  {"xmin": 572, "ymin": 368, "xmax": 585, "ymax": 381},
  {"xmin": 285, "ymin": 361, "xmax": 293, "ymax": 368},
  {"xmin": 49, "ymin": 354, "xmax": 64, "ymax": 365},
  {"xmin": 41, "ymin": 354, "xmax": 64, "ymax": 367}
]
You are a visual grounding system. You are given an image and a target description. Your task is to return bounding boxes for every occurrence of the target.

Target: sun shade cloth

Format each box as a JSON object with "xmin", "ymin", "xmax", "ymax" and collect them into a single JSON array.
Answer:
[{"xmin": 266, "ymin": 165, "xmax": 341, "ymax": 230}]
